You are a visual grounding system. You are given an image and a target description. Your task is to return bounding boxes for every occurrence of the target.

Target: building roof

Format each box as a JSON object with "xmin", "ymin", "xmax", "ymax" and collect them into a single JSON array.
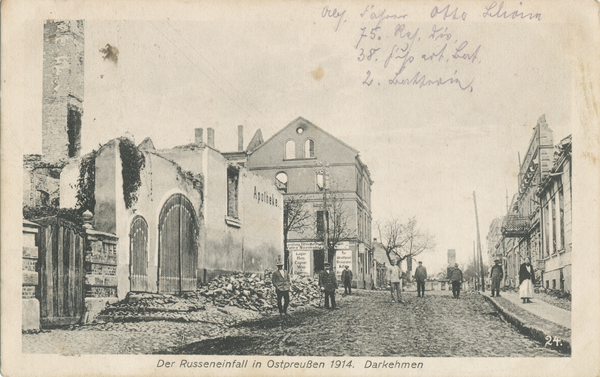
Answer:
[
  {"xmin": 246, "ymin": 129, "xmax": 264, "ymax": 153},
  {"xmin": 249, "ymin": 116, "xmax": 359, "ymax": 156},
  {"xmin": 138, "ymin": 137, "xmax": 156, "ymax": 151},
  {"xmin": 539, "ymin": 134, "xmax": 572, "ymax": 192}
]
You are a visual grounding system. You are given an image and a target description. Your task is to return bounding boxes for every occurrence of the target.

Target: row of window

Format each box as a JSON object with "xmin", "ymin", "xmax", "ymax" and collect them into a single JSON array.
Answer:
[
  {"xmin": 356, "ymin": 170, "xmax": 371, "ymax": 207},
  {"xmin": 285, "ymin": 139, "xmax": 314, "ymax": 160},
  {"xmin": 274, "ymin": 170, "xmax": 326, "ymax": 193},
  {"xmin": 541, "ymin": 178, "xmax": 565, "ymax": 257},
  {"xmin": 357, "ymin": 208, "xmax": 371, "ymax": 243}
]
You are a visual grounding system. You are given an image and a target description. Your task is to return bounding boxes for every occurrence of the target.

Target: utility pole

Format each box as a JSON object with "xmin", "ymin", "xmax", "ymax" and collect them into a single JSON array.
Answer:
[
  {"xmin": 538, "ymin": 123, "xmax": 544, "ymax": 264},
  {"xmin": 317, "ymin": 162, "xmax": 330, "ymax": 264},
  {"xmin": 324, "ymin": 180, "xmax": 329, "ymax": 264},
  {"xmin": 473, "ymin": 240, "xmax": 478, "ymax": 290},
  {"xmin": 473, "ymin": 191, "xmax": 485, "ymax": 292}
]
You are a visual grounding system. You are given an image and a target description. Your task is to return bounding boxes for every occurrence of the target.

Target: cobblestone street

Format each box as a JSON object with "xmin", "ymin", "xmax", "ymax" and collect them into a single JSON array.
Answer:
[
  {"xmin": 170, "ymin": 290, "xmax": 566, "ymax": 357},
  {"xmin": 24, "ymin": 289, "xmax": 565, "ymax": 357}
]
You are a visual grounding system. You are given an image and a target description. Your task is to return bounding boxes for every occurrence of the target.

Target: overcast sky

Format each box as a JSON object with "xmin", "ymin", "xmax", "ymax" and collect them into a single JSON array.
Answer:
[{"xmin": 22, "ymin": 2, "xmax": 573, "ymax": 273}]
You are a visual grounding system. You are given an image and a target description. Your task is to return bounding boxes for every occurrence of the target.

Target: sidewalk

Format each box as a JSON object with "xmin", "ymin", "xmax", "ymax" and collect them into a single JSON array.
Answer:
[{"xmin": 483, "ymin": 291, "xmax": 571, "ymax": 354}]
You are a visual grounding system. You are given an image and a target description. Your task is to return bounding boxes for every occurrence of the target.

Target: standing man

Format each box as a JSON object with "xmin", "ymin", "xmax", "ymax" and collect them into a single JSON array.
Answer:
[
  {"xmin": 271, "ymin": 255, "xmax": 291, "ymax": 317},
  {"xmin": 341, "ymin": 265, "xmax": 353, "ymax": 296},
  {"xmin": 490, "ymin": 259, "xmax": 504, "ymax": 297},
  {"xmin": 414, "ymin": 261, "xmax": 428, "ymax": 298},
  {"xmin": 450, "ymin": 263, "xmax": 463, "ymax": 299},
  {"xmin": 319, "ymin": 262, "xmax": 338, "ymax": 309},
  {"xmin": 388, "ymin": 259, "xmax": 403, "ymax": 303}
]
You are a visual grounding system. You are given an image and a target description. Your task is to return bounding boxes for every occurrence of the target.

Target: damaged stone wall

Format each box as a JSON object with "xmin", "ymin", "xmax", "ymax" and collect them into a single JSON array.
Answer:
[
  {"xmin": 42, "ymin": 20, "xmax": 85, "ymax": 161},
  {"xmin": 23, "ymin": 155, "xmax": 63, "ymax": 208}
]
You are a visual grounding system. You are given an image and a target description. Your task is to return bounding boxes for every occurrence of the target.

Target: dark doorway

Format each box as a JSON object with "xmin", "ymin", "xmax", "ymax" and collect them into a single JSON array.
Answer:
[{"xmin": 313, "ymin": 249, "xmax": 324, "ymax": 273}]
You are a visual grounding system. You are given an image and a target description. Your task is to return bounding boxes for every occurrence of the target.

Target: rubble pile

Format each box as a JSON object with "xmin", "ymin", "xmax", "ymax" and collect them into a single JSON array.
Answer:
[
  {"xmin": 97, "ymin": 271, "xmax": 322, "ymax": 325},
  {"xmin": 101, "ymin": 293, "xmax": 206, "ymax": 315},
  {"xmin": 197, "ymin": 270, "xmax": 322, "ymax": 313}
]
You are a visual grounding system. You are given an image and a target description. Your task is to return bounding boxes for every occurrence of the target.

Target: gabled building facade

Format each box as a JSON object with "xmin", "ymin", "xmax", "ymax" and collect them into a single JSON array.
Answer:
[{"xmin": 247, "ymin": 117, "xmax": 374, "ymax": 288}]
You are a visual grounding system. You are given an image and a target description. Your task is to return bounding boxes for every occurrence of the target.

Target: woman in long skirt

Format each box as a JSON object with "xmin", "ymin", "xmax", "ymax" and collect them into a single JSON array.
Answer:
[{"xmin": 519, "ymin": 257, "xmax": 534, "ymax": 303}]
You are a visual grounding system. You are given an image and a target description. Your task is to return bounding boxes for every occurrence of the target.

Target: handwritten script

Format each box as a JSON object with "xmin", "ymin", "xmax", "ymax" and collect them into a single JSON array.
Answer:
[{"xmin": 320, "ymin": 2, "xmax": 542, "ymax": 92}]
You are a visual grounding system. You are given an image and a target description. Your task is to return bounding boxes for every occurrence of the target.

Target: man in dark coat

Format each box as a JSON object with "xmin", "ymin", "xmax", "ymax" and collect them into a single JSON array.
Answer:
[
  {"xmin": 450, "ymin": 263, "xmax": 463, "ymax": 299},
  {"xmin": 319, "ymin": 262, "xmax": 338, "ymax": 309},
  {"xmin": 490, "ymin": 259, "xmax": 504, "ymax": 297},
  {"xmin": 341, "ymin": 265, "xmax": 353, "ymax": 295},
  {"xmin": 271, "ymin": 256, "xmax": 291, "ymax": 317},
  {"xmin": 414, "ymin": 261, "xmax": 427, "ymax": 298}
]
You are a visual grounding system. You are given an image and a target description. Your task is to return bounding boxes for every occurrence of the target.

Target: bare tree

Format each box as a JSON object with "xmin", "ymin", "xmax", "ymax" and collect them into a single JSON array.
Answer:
[
  {"xmin": 283, "ymin": 194, "xmax": 312, "ymax": 270},
  {"xmin": 316, "ymin": 193, "xmax": 354, "ymax": 264},
  {"xmin": 377, "ymin": 216, "xmax": 435, "ymax": 280}
]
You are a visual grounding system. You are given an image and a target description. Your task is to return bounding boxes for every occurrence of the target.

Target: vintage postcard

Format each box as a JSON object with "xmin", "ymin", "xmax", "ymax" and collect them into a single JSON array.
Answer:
[{"xmin": 2, "ymin": 0, "xmax": 599, "ymax": 376}]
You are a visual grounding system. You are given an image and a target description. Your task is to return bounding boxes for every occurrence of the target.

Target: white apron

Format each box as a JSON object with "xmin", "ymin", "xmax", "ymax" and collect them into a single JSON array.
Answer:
[{"xmin": 519, "ymin": 265, "xmax": 534, "ymax": 299}]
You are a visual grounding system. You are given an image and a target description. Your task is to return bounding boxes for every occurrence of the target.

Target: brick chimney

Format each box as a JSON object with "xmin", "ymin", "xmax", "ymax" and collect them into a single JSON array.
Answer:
[
  {"xmin": 207, "ymin": 128, "xmax": 215, "ymax": 148},
  {"xmin": 195, "ymin": 128, "xmax": 203, "ymax": 145},
  {"xmin": 238, "ymin": 125, "xmax": 244, "ymax": 152}
]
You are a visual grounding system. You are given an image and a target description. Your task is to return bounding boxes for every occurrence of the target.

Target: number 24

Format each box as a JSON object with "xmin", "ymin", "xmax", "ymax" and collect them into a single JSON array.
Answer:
[{"xmin": 545, "ymin": 336, "xmax": 562, "ymax": 347}]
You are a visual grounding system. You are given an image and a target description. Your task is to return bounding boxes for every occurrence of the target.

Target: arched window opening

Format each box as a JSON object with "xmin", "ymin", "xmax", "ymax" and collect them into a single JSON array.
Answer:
[
  {"xmin": 304, "ymin": 139, "xmax": 315, "ymax": 158},
  {"xmin": 130, "ymin": 215, "xmax": 148, "ymax": 292},
  {"xmin": 275, "ymin": 172, "xmax": 288, "ymax": 193}
]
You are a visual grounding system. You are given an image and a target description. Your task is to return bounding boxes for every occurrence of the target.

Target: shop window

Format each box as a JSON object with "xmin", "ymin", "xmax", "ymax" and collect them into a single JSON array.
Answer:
[
  {"xmin": 304, "ymin": 139, "xmax": 314, "ymax": 158},
  {"xmin": 275, "ymin": 172, "xmax": 288, "ymax": 193},
  {"xmin": 285, "ymin": 140, "xmax": 295, "ymax": 160},
  {"xmin": 227, "ymin": 166, "xmax": 239, "ymax": 219}
]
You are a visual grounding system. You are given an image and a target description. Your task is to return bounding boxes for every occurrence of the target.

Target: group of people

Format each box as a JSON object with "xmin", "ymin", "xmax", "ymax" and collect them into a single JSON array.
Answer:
[
  {"xmin": 490, "ymin": 257, "xmax": 535, "ymax": 303},
  {"xmin": 386, "ymin": 259, "xmax": 428, "ymax": 303},
  {"xmin": 390, "ymin": 257, "xmax": 535, "ymax": 303},
  {"xmin": 271, "ymin": 254, "xmax": 537, "ymax": 318},
  {"xmin": 271, "ymin": 257, "xmax": 353, "ymax": 315}
]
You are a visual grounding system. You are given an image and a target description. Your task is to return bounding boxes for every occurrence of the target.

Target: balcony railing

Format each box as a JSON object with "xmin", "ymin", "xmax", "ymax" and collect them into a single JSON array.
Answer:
[{"xmin": 501, "ymin": 215, "xmax": 530, "ymax": 237}]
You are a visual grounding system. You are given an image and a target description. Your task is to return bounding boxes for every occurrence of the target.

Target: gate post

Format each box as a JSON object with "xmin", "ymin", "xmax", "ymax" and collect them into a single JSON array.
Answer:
[
  {"xmin": 23, "ymin": 220, "xmax": 41, "ymax": 331},
  {"xmin": 82, "ymin": 211, "xmax": 119, "ymax": 323}
]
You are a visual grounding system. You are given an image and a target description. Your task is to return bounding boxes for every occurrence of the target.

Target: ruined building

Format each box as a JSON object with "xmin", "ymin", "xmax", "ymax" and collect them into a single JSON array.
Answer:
[{"xmin": 23, "ymin": 20, "xmax": 85, "ymax": 209}]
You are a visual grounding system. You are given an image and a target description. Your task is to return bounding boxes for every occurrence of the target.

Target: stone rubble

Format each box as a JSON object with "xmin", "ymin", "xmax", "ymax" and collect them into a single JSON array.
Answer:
[{"xmin": 97, "ymin": 270, "xmax": 323, "ymax": 325}]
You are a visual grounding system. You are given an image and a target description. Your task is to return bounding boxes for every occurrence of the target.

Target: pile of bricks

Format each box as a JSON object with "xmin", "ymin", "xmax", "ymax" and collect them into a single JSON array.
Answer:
[{"xmin": 97, "ymin": 271, "xmax": 323, "ymax": 324}]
